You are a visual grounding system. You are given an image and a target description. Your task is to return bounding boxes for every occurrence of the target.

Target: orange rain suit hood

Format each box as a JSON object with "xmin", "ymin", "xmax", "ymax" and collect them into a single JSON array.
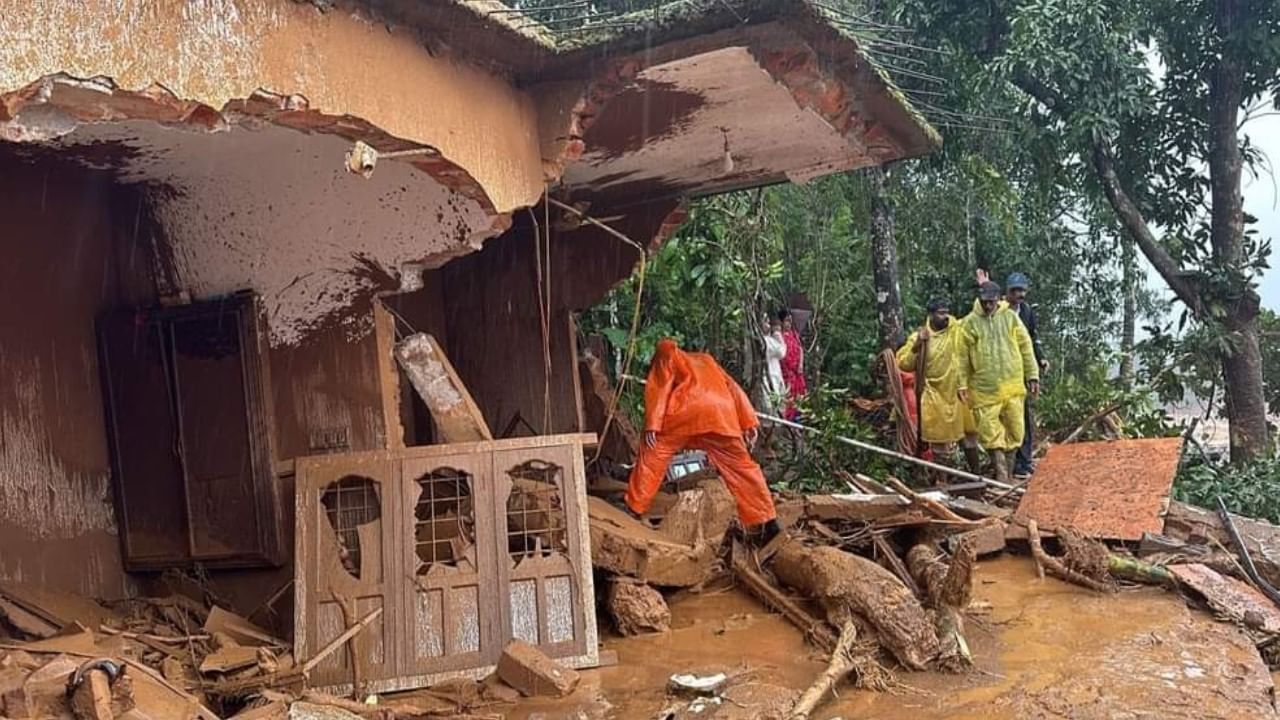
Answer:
[{"xmin": 642, "ymin": 339, "xmax": 759, "ymax": 437}]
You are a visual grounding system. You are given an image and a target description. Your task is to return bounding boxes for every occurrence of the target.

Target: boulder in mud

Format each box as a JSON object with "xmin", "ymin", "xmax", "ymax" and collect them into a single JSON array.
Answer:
[{"xmin": 607, "ymin": 578, "xmax": 671, "ymax": 636}]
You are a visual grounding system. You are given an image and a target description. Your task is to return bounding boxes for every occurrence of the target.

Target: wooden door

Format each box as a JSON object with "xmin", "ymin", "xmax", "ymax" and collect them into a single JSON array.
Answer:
[
  {"xmin": 398, "ymin": 452, "xmax": 502, "ymax": 684},
  {"xmin": 295, "ymin": 454, "xmax": 400, "ymax": 691},
  {"xmin": 492, "ymin": 443, "xmax": 592, "ymax": 660}
]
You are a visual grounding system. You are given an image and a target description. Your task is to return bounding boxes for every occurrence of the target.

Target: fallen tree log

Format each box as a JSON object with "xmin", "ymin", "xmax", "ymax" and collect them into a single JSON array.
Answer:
[
  {"xmin": 772, "ymin": 540, "xmax": 939, "ymax": 670},
  {"xmin": 730, "ymin": 542, "xmax": 838, "ymax": 652},
  {"xmin": 906, "ymin": 537, "xmax": 976, "ymax": 671}
]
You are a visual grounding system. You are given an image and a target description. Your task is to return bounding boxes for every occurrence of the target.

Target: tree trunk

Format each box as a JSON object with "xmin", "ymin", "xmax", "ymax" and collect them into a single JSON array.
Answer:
[
  {"xmin": 1119, "ymin": 233, "xmax": 1137, "ymax": 388},
  {"xmin": 867, "ymin": 166, "xmax": 906, "ymax": 350},
  {"xmin": 1207, "ymin": 0, "xmax": 1269, "ymax": 463},
  {"xmin": 1222, "ymin": 322, "xmax": 1269, "ymax": 461}
]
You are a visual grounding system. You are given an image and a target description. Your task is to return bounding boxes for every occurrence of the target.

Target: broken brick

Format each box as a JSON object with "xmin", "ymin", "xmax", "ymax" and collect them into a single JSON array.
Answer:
[{"xmin": 495, "ymin": 640, "xmax": 580, "ymax": 698}]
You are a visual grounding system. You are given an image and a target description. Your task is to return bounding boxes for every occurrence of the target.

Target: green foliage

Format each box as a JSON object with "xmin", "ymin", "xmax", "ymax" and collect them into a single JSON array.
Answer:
[
  {"xmin": 1036, "ymin": 360, "xmax": 1178, "ymax": 441},
  {"xmin": 767, "ymin": 385, "xmax": 900, "ymax": 494},
  {"xmin": 1176, "ymin": 458, "xmax": 1280, "ymax": 526}
]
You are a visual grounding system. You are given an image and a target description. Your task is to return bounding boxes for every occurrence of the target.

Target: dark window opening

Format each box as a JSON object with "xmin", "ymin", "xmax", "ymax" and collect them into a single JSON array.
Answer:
[
  {"xmin": 414, "ymin": 468, "xmax": 475, "ymax": 572},
  {"xmin": 506, "ymin": 460, "xmax": 568, "ymax": 560},
  {"xmin": 321, "ymin": 475, "xmax": 381, "ymax": 580}
]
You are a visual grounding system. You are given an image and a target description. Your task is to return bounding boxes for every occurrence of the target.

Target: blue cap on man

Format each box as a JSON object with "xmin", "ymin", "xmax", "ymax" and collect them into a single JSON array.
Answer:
[{"xmin": 1006, "ymin": 272, "xmax": 1030, "ymax": 291}]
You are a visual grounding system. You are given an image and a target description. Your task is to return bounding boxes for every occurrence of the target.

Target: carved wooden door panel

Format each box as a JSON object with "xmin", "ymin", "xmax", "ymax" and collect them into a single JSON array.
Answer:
[
  {"xmin": 295, "ymin": 455, "xmax": 400, "ymax": 691},
  {"xmin": 398, "ymin": 452, "xmax": 501, "ymax": 683},
  {"xmin": 492, "ymin": 444, "xmax": 593, "ymax": 661}
]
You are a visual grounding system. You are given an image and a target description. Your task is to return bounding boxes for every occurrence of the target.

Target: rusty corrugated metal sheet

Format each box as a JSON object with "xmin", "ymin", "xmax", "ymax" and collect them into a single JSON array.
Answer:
[{"xmin": 1013, "ymin": 437, "xmax": 1183, "ymax": 540}]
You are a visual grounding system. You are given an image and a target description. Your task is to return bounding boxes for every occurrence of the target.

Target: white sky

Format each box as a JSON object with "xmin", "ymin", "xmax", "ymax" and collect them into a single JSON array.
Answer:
[{"xmin": 1244, "ymin": 113, "xmax": 1280, "ymax": 311}]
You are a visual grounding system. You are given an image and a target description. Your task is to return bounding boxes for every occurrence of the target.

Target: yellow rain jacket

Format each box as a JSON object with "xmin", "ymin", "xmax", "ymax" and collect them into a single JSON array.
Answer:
[
  {"xmin": 959, "ymin": 302, "xmax": 1039, "ymax": 407},
  {"xmin": 896, "ymin": 316, "xmax": 966, "ymax": 443}
]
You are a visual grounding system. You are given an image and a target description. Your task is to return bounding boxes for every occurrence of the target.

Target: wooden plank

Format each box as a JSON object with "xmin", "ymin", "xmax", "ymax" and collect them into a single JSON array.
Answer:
[
  {"xmin": 395, "ymin": 332, "xmax": 494, "ymax": 443},
  {"xmin": 295, "ymin": 434, "xmax": 599, "ymax": 475},
  {"xmin": 1014, "ymin": 438, "xmax": 1182, "ymax": 540},
  {"xmin": 374, "ymin": 300, "xmax": 406, "ymax": 450}
]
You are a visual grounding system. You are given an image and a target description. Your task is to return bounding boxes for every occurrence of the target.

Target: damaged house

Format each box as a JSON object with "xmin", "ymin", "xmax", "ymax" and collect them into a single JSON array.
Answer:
[{"xmin": 0, "ymin": 0, "xmax": 936, "ymax": 695}]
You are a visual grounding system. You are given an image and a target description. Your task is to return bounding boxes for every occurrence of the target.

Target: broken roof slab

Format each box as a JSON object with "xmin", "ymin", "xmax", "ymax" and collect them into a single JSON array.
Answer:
[
  {"xmin": 347, "ymin": 0, "xmax": 940, "ymax": 204},
  {"xmin": 533, "ymin": 3, "xmax": 940, "ymax": 206}
]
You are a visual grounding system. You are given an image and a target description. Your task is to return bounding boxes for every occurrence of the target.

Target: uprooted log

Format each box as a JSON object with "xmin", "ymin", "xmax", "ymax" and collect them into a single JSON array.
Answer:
[
  {"xmin": 772, "ymin": 540, "xmax": 940, "ymax": 670},
  {"xmin": 906, "ymin": 536, "xmax": 976, "ymax": 671},
  {"xmin": 1026, "ymin": 521, "xmax": 1115, "ymax": 593}
]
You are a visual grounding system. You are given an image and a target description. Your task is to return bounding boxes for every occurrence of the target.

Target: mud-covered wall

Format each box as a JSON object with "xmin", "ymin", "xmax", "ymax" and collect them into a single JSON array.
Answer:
[
  {"xmin": 0, "ymin": 149, "xmax": 144, "ymax": 599},
  {"xmin": 0, "ymin": 0, "xmax": 545, "ymax": 214}
]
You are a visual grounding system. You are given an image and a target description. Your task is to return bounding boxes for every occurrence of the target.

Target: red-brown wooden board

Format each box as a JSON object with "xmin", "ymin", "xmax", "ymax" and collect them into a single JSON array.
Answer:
[{"xmin": 1013, "ymin": 437, "xmax": 1183, "ymax": 540}]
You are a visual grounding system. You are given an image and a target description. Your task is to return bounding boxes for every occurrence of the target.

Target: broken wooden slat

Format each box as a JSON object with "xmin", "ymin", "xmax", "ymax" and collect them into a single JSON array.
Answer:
[
  {"xmin": 394, "ymin": 333, "xmax": 493, "ymax": 442},
  {"xmin": 872, "ymin": 535, "xmax": 923, "ymax": 599}
]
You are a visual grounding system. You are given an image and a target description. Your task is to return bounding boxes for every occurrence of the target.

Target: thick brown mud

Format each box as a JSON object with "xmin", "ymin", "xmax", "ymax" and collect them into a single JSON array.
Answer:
[{"xmin": 510, "ymin": 556, "xmax": 1277, "ymax": 719}]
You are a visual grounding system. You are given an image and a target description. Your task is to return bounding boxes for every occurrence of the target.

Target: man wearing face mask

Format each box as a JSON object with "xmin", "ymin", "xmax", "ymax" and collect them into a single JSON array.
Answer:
[
  {"xmin": 1005, "ymin": 272, "xmax": 1048, "ymax": 479},
  {"xmin": 959, "ymin": 281, "xmax": 1040, "ymax": 484},
  {"xmin": 896, "ymin": 297, "xmax": 970, "ymax": 473}
]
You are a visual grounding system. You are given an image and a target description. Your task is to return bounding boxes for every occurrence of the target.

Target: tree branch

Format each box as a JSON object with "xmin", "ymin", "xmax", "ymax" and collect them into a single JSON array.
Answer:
[
  {"xmin": 1009, "ymin": 72, "xmax": 1205, "ymax": 318},
  {"xmin": 1089, "ymin": 141, "xmax": 1205, "ymax": 317}
]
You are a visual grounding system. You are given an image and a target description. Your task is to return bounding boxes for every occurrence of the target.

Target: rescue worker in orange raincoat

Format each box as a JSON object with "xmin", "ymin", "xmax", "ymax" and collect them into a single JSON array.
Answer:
[{"xmin": 625, "ymin": 339, "xmax": 781, "ymax": 543}]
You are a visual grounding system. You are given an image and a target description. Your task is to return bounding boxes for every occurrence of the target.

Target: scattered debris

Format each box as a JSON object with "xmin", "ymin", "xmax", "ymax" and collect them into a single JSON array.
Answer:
[
  {"xmin": 667, "ymin": 671, "xmax": 727, "ymax": 696},
  {"xmin": 496, "ymin": 640, "xmax": 580, "ymax": 698},
  {"xmin": 1170, "ymin": 564, "xmax": 1280, "ymax": 633},
  {"xmin": 588, "ymin": 497, "xmax": 717, "ymax": 587},
  {"xmin": 606, "ymin": 578, "xmax": 671, "ymax": 636},
  {"xmin": 1014, "ymin": 438, "xmax": 1183, "ymax": 540}
]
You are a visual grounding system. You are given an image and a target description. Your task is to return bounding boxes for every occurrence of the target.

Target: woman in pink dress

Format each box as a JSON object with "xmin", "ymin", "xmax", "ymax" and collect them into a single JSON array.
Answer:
[{"xmin": 778, "ymin": 310, "xmax": 808, "ymax": 420}]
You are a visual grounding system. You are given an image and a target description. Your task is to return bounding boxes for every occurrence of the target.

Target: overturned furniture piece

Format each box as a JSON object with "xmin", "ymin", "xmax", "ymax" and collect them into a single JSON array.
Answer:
[{"xmin": 294, "ymin": 434, "xmax": 599, "ymax": 694}]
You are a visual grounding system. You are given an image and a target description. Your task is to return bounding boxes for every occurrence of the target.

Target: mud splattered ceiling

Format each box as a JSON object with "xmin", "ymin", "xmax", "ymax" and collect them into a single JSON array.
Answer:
[
  {"xmin": 38, "ymin": 120, "xmax": 501, "ymax": 346},
  {"xmin": 564, "ymin": 46, "xmax": 874, "ymax": 206}
]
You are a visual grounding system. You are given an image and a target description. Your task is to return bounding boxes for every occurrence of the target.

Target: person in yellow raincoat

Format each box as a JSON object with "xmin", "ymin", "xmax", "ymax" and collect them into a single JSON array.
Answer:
[
  {"xmin": 959, "ymin": 281, "xmax": 1040, "ymax": 483},
  {"xmin": 896, "ymin": 297, "xmax": 972, "ymax": 474}
]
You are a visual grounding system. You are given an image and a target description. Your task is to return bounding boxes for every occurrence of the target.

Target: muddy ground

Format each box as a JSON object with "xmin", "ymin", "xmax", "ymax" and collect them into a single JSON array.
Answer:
[{"xmin": 508, "ymin": 556, "xmax": 1277, "ymax": 719}]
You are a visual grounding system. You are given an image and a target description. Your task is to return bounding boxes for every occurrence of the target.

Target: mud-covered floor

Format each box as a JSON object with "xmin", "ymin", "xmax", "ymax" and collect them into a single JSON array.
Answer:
[{"xmin": 510, "ymin": 556, "xmax": 1277, "ymax": 719}]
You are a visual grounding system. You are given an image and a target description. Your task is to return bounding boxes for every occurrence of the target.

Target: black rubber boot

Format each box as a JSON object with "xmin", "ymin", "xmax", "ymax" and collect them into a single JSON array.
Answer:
[
  {"xmin": 963, "ymin": 445, "xmax": 983, "ymax": 475},
  {"xmin": 759, "ymin": 519, "xmax": 782, "ymax": 546}
]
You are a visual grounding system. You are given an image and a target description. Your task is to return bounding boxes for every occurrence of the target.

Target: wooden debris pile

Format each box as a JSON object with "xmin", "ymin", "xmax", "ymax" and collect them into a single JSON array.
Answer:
[{"xmin": 0, "ymin": 581, "xmax": 523, "ymax": 719}]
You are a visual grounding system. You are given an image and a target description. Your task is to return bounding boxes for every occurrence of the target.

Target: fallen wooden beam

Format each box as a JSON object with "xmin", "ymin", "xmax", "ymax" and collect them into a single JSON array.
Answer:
[
  {"xmin": 394, "ymin": 333, "xmax": 492, "ymax": 442},
  {"xmin": 729, "ymin": 541, "xmax": 837, "ymax": 652}
]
